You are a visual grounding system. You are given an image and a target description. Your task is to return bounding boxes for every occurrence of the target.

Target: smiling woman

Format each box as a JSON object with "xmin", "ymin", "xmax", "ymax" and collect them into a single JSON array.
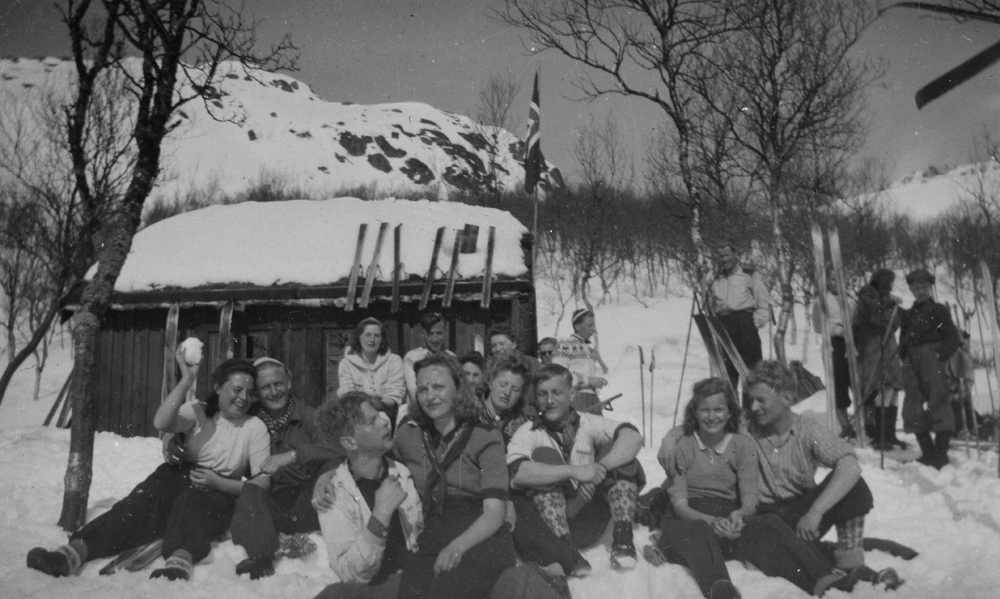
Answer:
[
  {"xmin": 26, "ymin": 351, "xmax": 270, "ymax": 582},
  {"xmin": 650, "ymin": 377, "xmax": 847, "ymax": 598},
  {"xmin": 389, "ymin": 354, "xmax": 516, "ymax": 599}
]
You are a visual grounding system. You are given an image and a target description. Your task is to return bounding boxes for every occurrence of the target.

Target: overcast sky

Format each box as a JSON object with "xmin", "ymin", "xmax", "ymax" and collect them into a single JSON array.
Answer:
[{"xmin": 3, "ymin": 0, "xmax": 1000, "ymax": 186}]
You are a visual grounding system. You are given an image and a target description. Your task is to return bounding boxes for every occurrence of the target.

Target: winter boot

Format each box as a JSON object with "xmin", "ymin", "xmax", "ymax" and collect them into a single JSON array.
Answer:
[
  {"xmin": 915, "ymin": 432, "xmax": 936, "ymax": 466},
  {"xmin": 235, "ymin": 555, "xmax": 275, "ymax": 580},
  {"xmin": 868, "ymin": 408, "xmax": 889, "ymax": 450},
  {"xmin": 149, "ymin": 549, "xmax": 193, "ymax": 581},
  {"xmin": 931, "ymin": 432, "xmax": 952, "ymax": 469},
  {"xmin": 885, "ymin": 406, "xmax": 908, "ymax": 449},
  {"xmin": 26, "ymin": 540, "xmax": 86, "ymax": 578},
  {"xmin": 609, "ymin": 521, "xmax": 637, "ymax": 570}
]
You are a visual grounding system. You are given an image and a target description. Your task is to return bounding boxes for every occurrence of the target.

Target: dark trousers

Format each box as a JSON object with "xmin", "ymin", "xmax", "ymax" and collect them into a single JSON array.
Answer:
[
  {"xmin": 71, "ymin": 463, "xmax": 235, "ymax": 563},
  {"xmin": 758, "ymin": 475, "xmax": 873, "ymax": 538},
  {"xmin": 831, "ymin": 336, "xmax": 852, "ymax": 410},
  {"xmin": 657, "ymin": 498, "xmax": 834, "ymax": 597},
  {"xmin": 717, "ymin": 310, "xmax": 762, "ymax": 407},
  {"xmin": 230, "ymin": 479, "xmax": 320, "ymax": 558},
  {"xmin": 902, "ymin": 344, "xmax": 955, "ymax": 434},
  {"xmin": 398, "ymin": 501, "xmax": 516, "ymax": 599},
  {"xmin": 314, "ymin": 572, "xmax": 401, "ymax": 599}
]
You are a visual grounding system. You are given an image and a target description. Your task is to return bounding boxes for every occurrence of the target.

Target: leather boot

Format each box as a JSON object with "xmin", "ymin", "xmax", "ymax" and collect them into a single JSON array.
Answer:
[
  {"xmin": 915, "ymin": 432, "xmax": 935, "ymax": 466},
  {"xmin": 931, "ymin": 432, "xmax": 952, "ymax": 469}
]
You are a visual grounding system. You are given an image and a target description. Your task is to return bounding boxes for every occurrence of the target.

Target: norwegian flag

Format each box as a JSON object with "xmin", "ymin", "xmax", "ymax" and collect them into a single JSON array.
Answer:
[{"xmin": 523, "ymin": 71, "xmax": 544, "ymax": 194}]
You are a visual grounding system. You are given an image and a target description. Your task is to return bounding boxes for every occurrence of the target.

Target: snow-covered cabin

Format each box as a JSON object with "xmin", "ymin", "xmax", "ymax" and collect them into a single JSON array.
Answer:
[{"xmin": 70, "ymin": 198, "xmax": 536, "ymax": 437}]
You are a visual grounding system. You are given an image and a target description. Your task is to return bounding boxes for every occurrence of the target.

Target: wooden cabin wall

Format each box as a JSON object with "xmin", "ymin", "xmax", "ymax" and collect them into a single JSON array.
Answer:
[{"xmin": 94, "ymin": 296, "xmax": 533, "ymax": 438}]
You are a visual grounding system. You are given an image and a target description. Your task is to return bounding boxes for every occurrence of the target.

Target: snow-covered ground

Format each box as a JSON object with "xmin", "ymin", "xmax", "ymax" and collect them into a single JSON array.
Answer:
[{"xmin": 3, "ymin": 286, "xmax": 1000, "ymax": 598}]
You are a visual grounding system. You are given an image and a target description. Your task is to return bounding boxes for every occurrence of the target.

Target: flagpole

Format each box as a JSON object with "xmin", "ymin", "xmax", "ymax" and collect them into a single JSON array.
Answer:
[{"xmin": 532, "ymin": 187, "xmax": 538, "ymax": 271}]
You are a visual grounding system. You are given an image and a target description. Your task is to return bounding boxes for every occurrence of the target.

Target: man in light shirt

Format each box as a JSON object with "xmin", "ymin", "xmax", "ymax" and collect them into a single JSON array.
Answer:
[{"xmin": 709, "ymin": 244, "xmax": 771, "ymax": 402}]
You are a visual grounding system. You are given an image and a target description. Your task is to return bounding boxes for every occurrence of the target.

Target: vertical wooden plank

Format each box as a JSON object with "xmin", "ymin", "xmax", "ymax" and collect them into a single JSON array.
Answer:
[
  {"xmin": 304, "ymin": 326, "xmax": 324, "ymax": 407},
  {"xmin": 442, "ymin": 229, "xmax": 462, "ymax": 308},
  {"xmin": 146, "ymin": 314, "xmax": 165, "ymax": 437},
  {"xmin": 420, "ymin": 227, "xmax": 445, "ymax": 310},
  {"xmin": 131, "ymin": 326, "xmax": 150, "ymax": 436},
  {"xmin": 345, "ymin": 223, "xmax": 369, "ymax": 313},
  {"xmin": 391, "ymin": 224, "xmax": 402, "ymax": 313},
  {"xmin": 110, "ymin": 316, "xmax": 127, "ymax": 435},
  {"xmin": 480, "ymin": 226, "xmax": 496, "ymax": 309}
]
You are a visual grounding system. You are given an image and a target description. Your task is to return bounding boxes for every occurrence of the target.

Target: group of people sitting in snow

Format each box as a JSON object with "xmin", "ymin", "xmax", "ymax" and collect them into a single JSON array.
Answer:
[{"xmin": 25, "ymin": 302, "xmax": 913, "ymax": 599}]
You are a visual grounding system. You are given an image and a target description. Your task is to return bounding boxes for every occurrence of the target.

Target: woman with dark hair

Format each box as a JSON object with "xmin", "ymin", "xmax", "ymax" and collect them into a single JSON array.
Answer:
[
  {"xmin": 339, "ymin": 317, "xmax": 405, "ymax": 425},
  {"xmin": 391, "ymin": 353, "xmax": 516, "ymax": 599},
  {"xmin": 854, "ymin": 268, "xmax": 905, "ymax": 449},
  {"xmin": 649, "ymin": 378, "xmax": 847, "ymax": 598},
  {"xmin": 27, "ymin": 349, "xmax": 270, "ymax": 581},
  {"xmin": 480, "ymin": 357, "xmax": 530, "ymax": 445}
]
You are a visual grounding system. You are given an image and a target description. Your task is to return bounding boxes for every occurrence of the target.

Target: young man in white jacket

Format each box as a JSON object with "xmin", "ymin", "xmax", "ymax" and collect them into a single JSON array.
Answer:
[{"xmin": 312, "ymin": 391, "xmax": 423, "ymax": 598}]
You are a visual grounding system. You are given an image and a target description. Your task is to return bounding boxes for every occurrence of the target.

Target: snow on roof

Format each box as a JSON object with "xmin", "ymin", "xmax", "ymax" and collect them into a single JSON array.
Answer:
[{"xmin": 100, "ymin": 198, "xmax": 529, "ymax": 293}]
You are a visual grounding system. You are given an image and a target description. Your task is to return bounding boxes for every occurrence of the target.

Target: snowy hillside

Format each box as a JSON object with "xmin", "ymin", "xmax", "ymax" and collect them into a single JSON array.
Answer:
[
  {"xmin": 0, "ymin": 57, "xmax": 559, "ymax": 219},
  {"xmin": 876, "ymin": 161, "xmax": 1000, "ymax": 221}
]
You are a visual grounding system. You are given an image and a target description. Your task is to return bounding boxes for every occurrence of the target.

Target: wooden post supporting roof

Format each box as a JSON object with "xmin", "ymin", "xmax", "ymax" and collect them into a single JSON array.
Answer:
[
  {"xmin": 443, "ymin": 229, "xmax": 462, "ymax": 308},
  {"xmin": 361, "ymin": 222, "xmax": 389, "ymax": 309},
  {"xmin": 480, "ymin": 226, "xmax": 496, "ymax": 309},
  {"xmin": 420, "ymin": 227, "xmax": 445, "ymax": 310}
]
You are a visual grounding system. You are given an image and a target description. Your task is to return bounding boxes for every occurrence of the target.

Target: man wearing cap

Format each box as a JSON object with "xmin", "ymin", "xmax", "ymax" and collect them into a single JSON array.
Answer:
[
  {"xmin": 552, "ymin": 308, "xmax": 609, "ymax": 415},
  {"xmin": 899, "ymin": 268, "xmax": 960, "ymax": 469},
  {"xmin": 709, "ymin": 244, "xmax": 771, "ymax": 400},
  {"xmin": 230, "ymin": 357, "xmax": 345, "ymax": 578}
]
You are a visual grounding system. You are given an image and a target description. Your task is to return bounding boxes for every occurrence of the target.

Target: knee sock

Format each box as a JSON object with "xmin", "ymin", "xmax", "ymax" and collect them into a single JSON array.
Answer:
[
  {"xmin": 532, "ymin": 490, "xmax": 571, "ymax": 538},
  {"xmin": 605, "ymin": 480, "xmax": 639, "ymax": 523},
  {"xmin": 834, "ymin": 516, "xmax": 865, "ymax": 569}
]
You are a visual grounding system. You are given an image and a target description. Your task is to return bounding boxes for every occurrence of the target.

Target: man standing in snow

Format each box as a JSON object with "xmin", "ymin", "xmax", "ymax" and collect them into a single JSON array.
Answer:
[
  {"xmin": 744, "ymin": 360, "xmax": 900, "ymax": 588},
  {"xmin": 552, "ymin": 308, "xmax": 608, "ymax": 415},
  {"xmin": 708, "ymin": 244, "xmax": 771, "ymax": 403},
  {"xmin": 899, "ymin": 268, "xmax": 960, "ymax": 469},
  {"xmin": 507, "ymin": 364, "xmax": 644, "ymax": 572}
]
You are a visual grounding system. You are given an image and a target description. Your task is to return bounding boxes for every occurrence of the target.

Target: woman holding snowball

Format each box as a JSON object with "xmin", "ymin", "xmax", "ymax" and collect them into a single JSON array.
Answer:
[{"xmin": 27, "ymin": 344, "xmax": 270, "ymax": 582}]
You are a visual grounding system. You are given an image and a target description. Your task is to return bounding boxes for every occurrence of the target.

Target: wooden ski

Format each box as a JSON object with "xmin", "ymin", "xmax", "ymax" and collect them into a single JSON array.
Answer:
[
  {"xmin": 344, "ymin": 223, "xmax": 368, "ymax": 312},
  {"xmin": 442, "ymin": 229, "xmax": 462, "ymax": 309},
  {"xmin": 360, "ymin": 222, "xmax": 389, "ymax": 309},
  {"xmin": 217, "ymin": 301, "xmax": 234, "ymax": 362},
  {"xmin": 99, "ymin": 539, "xmax": 162, "ymax": 575},
  {"xmin": 827, "ymin": 227, "xmax": 867, "ymax": 447},
  {"xmin": 161, "ymin": 303, "xmax": 180, "ymax": 402},
  {"xmin": 43, "ymin": 374, "xmax": 72, "ymax": 426},
  {"xmin": 391, "ymin": 224, "xmax": 402, "ymax": 313},
  {"xmin": 810, "ymin": 224, "xmax": 837, "ymax": 432},
  {"xmin": 419, "ymin": 227, "xmax": 445, "ymax": 310},
  {"xmin": 480, "ymin": 225, "xmax": 495, "ymax": 309},
  {"xmin": 977, "ymin": 260, "xmax": 1000, "ymax": 476}
]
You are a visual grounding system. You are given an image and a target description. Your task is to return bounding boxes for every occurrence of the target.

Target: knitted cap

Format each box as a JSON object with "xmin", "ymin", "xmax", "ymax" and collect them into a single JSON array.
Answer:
[
  {"xmin": 905, "ymin": 268, "xmax": 935, "ymax": 285},
  {"xmin": 571, "ymin": 308, "xmax": 593, "ymax": 327}
]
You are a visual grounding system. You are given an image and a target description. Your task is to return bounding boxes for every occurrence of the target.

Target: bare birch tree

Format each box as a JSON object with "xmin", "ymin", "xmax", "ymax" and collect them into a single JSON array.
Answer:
[{"xmin": 53, "ymin": 0, "xmax": 296, "ymax": 531}]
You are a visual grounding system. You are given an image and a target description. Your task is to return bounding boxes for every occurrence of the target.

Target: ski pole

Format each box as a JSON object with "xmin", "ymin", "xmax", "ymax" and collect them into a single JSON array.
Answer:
[
  {"xmin": 674, "ymin": 295, "xmax": 696, "ymax": 428},
  {"xmin": 649, "ymin": 347, "xmax": 656, "ymax": 443},
  {"xmin": 639, "ymin": 345, "xmax": 646, "ymax": 446}
]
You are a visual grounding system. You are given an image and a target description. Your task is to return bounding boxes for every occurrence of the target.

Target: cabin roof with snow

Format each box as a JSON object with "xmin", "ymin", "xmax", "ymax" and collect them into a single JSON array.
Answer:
[{"xmin": 89, "ymin": 197, "xmax": 531, "ymax": 308}]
